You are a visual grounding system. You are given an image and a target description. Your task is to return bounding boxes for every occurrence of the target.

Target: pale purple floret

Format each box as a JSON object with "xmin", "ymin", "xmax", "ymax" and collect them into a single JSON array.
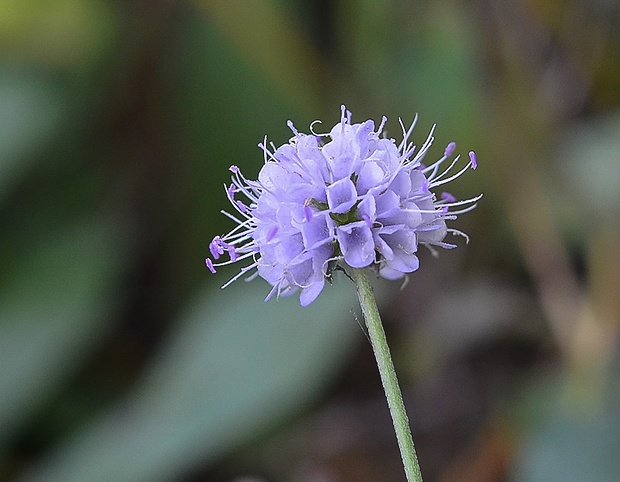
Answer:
[{"xmin": 206, "ymin": 106, "xmax": 481, "ymax": 306}]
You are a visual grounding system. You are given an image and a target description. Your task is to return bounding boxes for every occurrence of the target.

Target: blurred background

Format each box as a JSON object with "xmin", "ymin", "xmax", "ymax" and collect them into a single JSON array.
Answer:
[{"xmin": 1, "ymin": 0, "xmax": 619, "ymax": 481}]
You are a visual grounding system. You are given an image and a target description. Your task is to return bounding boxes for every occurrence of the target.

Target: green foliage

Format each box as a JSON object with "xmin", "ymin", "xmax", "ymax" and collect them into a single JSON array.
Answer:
[
  {"xmin": 512, "ymin": 376, "xmax": 620, "ymax": 482},
  {"xmin": 0, "ymin": 217, "xmax": 127, "ymax": 446},
  {"xmin": 19, "ymin": 279, "xmax": 359, "ymax": 482}
]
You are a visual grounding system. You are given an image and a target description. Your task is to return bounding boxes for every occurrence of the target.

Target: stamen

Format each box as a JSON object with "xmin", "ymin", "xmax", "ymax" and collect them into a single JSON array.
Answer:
[
  {"xmin": 426, "ymin": 155, "xmax": 461, "ymax": 183},
  {"xmin": 441, "ymin": 192, "xmax": 457, "ymax": 203},
  {"xmin": 209, "ymin": 236, "xmax": 224, "ymax": 258},
  {"xmin": 446, "ymin": 201, "xmax": 480, "ymax": 216},
  {"xmin": 221, "ymin": 263, "xmax": 258, "ymax": 289},
  {"xmin": 398, "ymin": 114, "xmax": 418, "ymax": 152},
  {"xmin": 469, "ymin": 151, "xmax": 477, "ymax": 170},
  {"xmin": 227, "ymin": 245, "xmax": 238, "ymax": 262},
  {"xmin": 448, "ymin": 228, "xmax": 470, "ymax": 243},
  {"xmin": 444, "ymin": 142, "xmax": 456, "ymax": 157},
  {"xmin": 377, "ymin": 115, "xmax": 388, "ymax": 136},
  {"xmin": 205, "ymin": 258, "xmax": 216, "ymax": 273},
  {"xmin": 309, "ymin": 120, "xmax": 326, "ymax": 136},
  {"xmin": 345, "ymin": 107, "xmax": 352, "ymax": 124},
  {"xmin": 416, "ymin": 124, "xmax": 436, "ymax": 162},
  {"xmin": 236, "ymin": 200, "xmax": 248, "ymax": 213},
  {"xmin": 258, "ymin": 136, "xmax": 275, "ymax": 164},
  {"xmin": 287, "ymin": 120, "xmax": 299, "ymax": 136},
  {"xmin": 430, "ymin": 161, "xmax": 471, "ymax": 188}
]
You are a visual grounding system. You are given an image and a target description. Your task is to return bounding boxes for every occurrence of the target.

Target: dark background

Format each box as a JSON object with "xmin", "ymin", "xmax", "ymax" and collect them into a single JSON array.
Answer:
[{"xmin": 1, "ymin": 1, "xmax": 619, "ymax": 481}]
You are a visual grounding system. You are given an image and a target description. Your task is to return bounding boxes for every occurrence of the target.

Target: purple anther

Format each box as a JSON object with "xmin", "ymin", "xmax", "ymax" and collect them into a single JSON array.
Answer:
[
  {"xmin": 229, "ymin": 165, "xmax": 240, "ymax": 173},
  {"xmin": 205, "ymin": 258, "xmax": 216, "ymax": 273},
  {"xmin": 444, "ymin": 142, "xmax": 456, "ymax": 157},
  {"xmin": 468, "ymin": 151, "xmax": 477, "ymax": 170},
  {"xmin": 227, "ymin": 184, "xmax": 236, "ymax": 199},
  {"xmin": 441, "ymin": 192, "xmax": 457, "ymax": 203},
  {"xmin": 209, "ymin": 236, "xmax": 224, "ymax": 259},
  {"xmin": 236, "ymin": 200, "xmax": 248, "ymax": 213},
  {"xmin": 226, "ymin": 244, "xmax": 238, "ymax": 262}
]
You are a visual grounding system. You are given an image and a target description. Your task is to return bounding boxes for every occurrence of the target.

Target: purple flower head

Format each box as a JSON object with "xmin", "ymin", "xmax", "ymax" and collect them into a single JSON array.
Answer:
[{"xmin": 206, "ymin": 106, "xmax": 481, "ymax": 306}]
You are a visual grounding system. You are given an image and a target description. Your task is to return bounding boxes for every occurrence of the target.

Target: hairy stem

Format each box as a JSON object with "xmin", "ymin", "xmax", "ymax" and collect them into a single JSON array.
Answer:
[{"xmin": 351, "ymin": 268, "xmax": 423, "ymax": 482}]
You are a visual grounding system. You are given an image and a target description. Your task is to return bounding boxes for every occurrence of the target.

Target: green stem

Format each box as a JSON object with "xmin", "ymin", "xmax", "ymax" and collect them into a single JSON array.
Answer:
[{"xmin": 351, "ymin": 268, "xmax": 423, "ymax": 482}]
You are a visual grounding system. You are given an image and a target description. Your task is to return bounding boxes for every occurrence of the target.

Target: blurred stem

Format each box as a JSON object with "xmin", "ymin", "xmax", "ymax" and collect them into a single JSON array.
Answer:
[{"xmin": 351, "ymin": 268, "xmax": 423, "ymax": 482}]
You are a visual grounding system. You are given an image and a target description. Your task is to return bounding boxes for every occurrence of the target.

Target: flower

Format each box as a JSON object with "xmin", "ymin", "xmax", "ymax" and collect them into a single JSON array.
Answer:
[{"xmin": 206, "ymin": 106, "xmax": 481, "ymax": 306}]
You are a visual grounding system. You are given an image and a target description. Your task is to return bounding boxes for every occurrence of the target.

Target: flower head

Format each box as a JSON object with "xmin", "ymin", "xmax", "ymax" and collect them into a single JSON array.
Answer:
[{"xmin": 207, "ymin": 106, "xmax": 481, "ymax": 306}]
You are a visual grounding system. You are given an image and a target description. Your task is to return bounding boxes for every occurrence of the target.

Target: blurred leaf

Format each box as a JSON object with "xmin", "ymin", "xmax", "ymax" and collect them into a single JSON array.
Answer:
[
  {"xmin": 510, "ymin": 373, "xmax": 620, "ymax": 481},
  {"xmin": 337, "ymin": 0, "xmax": 481, "ymax": 135},
  {"xmin": 0, "ymin": 0, "xmax": 119, "ymax": 67},
  {"xmin": 18, "ymin": 276, "xmax": 361, "ymax": 482},
  {"xmin": 0, "ymin": 70, "xmax": 65, "ymax": 201},
  {"xmin": 559, "ymin": 110, "xmax": 620, "ymax": 217},
  {"xmin": 0, "ymin": 216, "xmax": 127, "ymax": 445},
  {"xmin": 404, "ymin": 276, "xmax": 541, "ymax": 378},
  {"xmin": 195, "ymin": 0, "xmax": 327, "ymax": 115}
]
